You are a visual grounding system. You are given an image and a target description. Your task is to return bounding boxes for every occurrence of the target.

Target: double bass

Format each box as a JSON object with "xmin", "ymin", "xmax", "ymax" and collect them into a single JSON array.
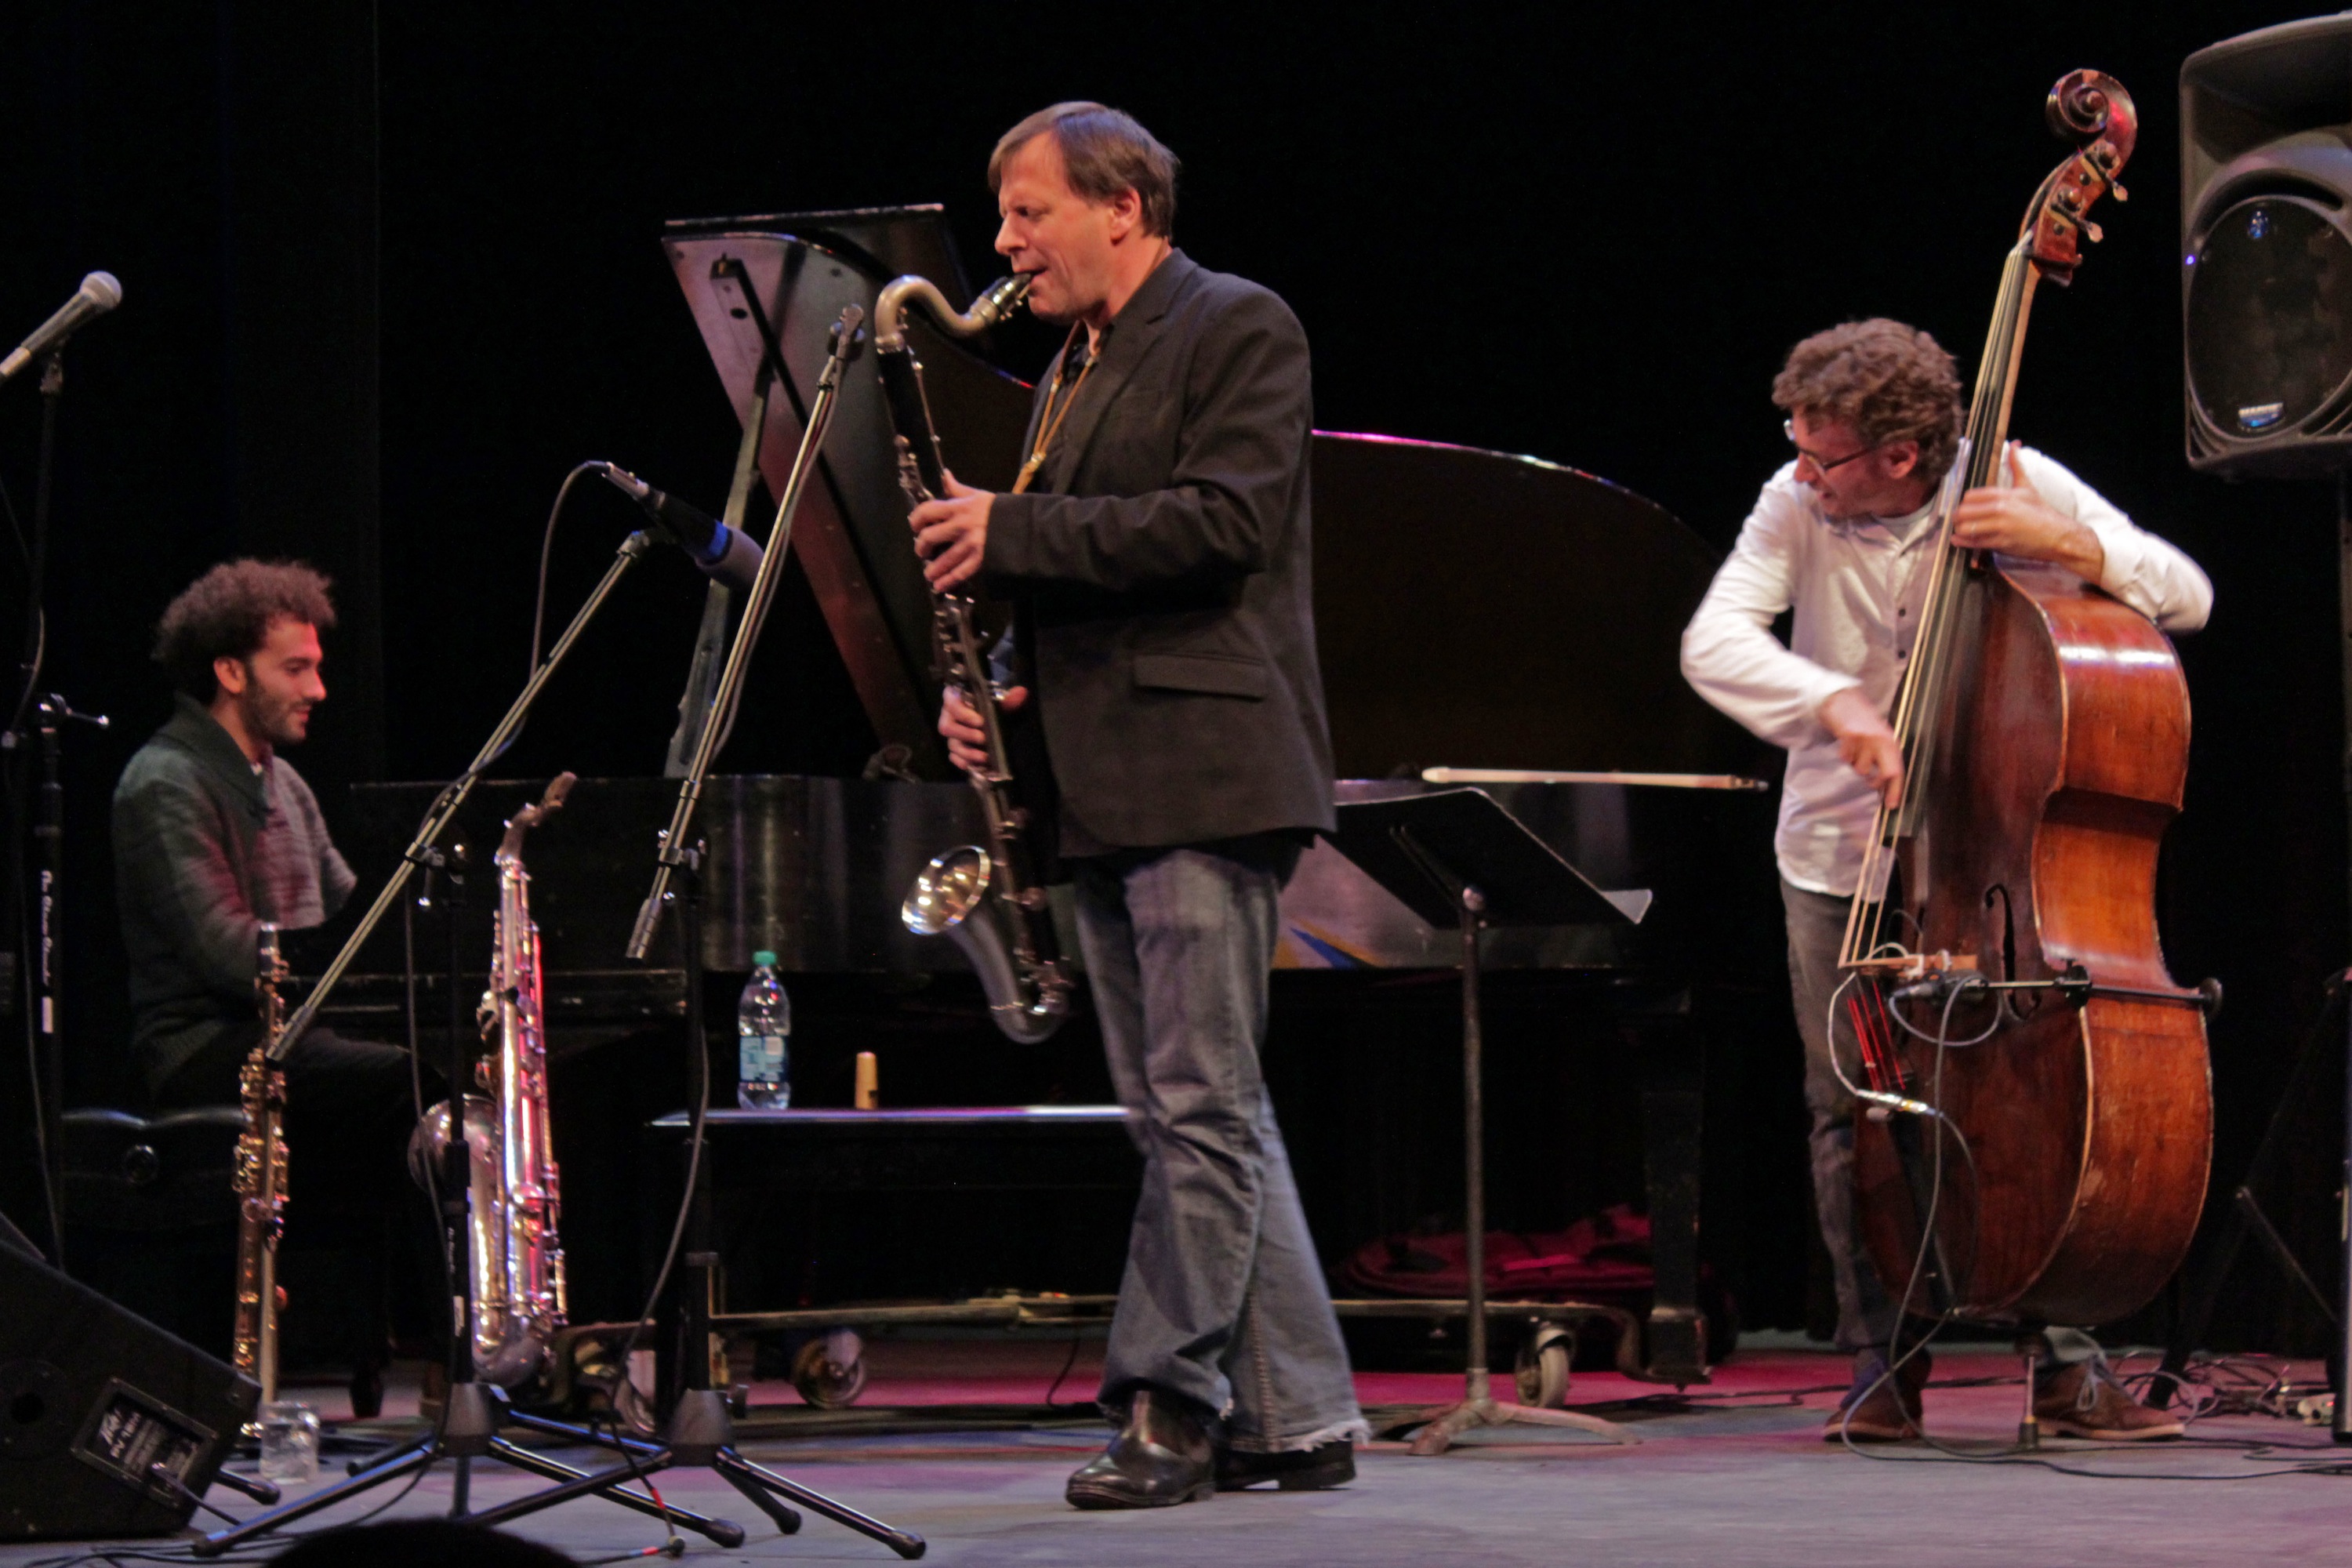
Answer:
[{"xmin": 1840, "ymin": 71, "xmax": 2213, "ymax": 1327}]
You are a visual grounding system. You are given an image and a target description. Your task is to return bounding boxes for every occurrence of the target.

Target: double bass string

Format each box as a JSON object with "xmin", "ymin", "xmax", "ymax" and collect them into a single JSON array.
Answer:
[{"xmin": 1841, "ymin": 234, "xmax": 2035, "ymax": 979}]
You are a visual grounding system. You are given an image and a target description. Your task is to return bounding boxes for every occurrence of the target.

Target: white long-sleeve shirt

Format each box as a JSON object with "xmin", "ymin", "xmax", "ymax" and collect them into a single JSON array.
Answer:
[{"xmin": 1680, "ymin": 446, "xmax": 2213, "ymax": 897}]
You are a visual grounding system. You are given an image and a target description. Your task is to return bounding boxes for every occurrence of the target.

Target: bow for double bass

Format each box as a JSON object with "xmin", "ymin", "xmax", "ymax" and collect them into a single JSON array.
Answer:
[{"xmin": 1835, "ymin": 71, "xmax": 2214, "ymax": 1327}]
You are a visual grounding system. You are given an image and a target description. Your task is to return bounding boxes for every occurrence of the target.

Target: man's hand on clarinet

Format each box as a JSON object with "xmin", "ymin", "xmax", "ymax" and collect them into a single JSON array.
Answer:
[
  {"xmin": 939, "ymin": 684, "xmax": 1029, "ymax": 776},
  {"xmin": 909, "ymin": 469, "xmax": 996, "ymax": 592},
  {"xmin": 1820, "ymin": 686, "xmax": 1904, "ymax": 807}
]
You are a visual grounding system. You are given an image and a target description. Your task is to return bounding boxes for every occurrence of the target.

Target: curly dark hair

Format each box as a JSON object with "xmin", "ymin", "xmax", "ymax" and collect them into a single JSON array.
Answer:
[
  {"xmin": 1771, "ymin": 319, "xmax": 1964, "ymax": 483},
  {"xmin": 152, "ymin": 560, "xmax": 336, "ymax": 700}
]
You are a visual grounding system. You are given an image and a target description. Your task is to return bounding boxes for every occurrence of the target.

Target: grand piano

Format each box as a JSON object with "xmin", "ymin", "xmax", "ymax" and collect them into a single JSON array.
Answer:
[{"xmin": 315, "ymin": 206, "xmax": 1785, "ymax": 1388}]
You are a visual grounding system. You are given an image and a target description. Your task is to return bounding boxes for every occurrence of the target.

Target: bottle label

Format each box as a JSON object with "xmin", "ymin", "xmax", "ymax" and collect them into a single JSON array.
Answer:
[{"xmin": 739, "ymin": 1034, "xmax": 786, "ymax": 1082}]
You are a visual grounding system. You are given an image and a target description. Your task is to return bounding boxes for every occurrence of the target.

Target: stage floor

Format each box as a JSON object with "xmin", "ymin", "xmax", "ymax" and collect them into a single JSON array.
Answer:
[{"xmin": 13, "ymin": 1338, "xmax": 2348, "ymax": 1565}]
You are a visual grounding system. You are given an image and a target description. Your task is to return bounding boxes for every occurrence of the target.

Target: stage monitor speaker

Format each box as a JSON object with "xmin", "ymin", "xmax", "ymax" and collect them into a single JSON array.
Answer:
[
  {"xmin": 0, "ymin": 1243, "xmax": 256, "ymax": 1541},
  {"xmin": 2183, "ymin": 16, "xmax": 2352, "ymax": 478}
]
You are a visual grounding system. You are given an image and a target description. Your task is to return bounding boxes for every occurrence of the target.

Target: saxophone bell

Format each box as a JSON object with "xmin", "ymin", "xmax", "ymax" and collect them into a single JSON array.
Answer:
[
  {"xmin": 902, "ymin": 847, "xmax": 1069, "ymax": 1044},
  {"xmin": 406, "ymin": 1098, "xmax": 543, "ymax": 1388}
]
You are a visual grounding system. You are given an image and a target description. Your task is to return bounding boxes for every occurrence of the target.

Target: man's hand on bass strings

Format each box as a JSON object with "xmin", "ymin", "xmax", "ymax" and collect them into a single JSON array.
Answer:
[
  {"xmin": 940, "ymin": 684, "xmax": 1029, "ymax": 775},
  {"xmin": 910, "ymin": 470, "xmax": 996, "ymax": 592},
  {"xmin": 1820, "ymin": 685, "xmax": 1904, "ymax": 807},
  {"xmin": 1951, "ymin": 441, "xmax": 2105, "ymax": 581}
]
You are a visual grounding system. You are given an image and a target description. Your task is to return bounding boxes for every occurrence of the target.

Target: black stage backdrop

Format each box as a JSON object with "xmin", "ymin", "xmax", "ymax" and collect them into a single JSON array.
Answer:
[{"xmin": 1, "ymin": 1, "xmax": 2342, "ymax": 1352}]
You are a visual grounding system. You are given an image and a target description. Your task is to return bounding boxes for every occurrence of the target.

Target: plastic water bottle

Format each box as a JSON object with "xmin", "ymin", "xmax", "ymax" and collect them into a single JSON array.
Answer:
[{"xmin": 737, "ymin": 950, "xmax": 790, "ymax": 1110}]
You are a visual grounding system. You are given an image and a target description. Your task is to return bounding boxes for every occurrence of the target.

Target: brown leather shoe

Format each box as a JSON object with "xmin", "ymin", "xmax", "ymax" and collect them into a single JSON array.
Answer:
[
  {"xmin": 1215, "ymin": 1439, "xmax": 1355, "ymax": 1492},
  {"xmin": 1066, "ymin": 1387, "xmax": 1216, "ymax": 1509},
  {"xmin": 1824, "ymin": 1348, "xmax": 1930, "ymax": 1443},
  {"xmin": 2033, "ymin": 1361, "xmax": 2183, "ymax": 1441}
]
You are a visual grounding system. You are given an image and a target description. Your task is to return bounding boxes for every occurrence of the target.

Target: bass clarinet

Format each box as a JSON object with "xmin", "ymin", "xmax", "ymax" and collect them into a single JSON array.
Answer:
[
  {"xmin": 415, "ymin": 771, "xmax": 574, "ymax": 1386},
  {"xmin": 232, "ymin": 924, "xmax": 290, "ymax": 1410},
  {"xmin": 876, "ymin": 273, "xmax": 1072, "ymax": 1043}
]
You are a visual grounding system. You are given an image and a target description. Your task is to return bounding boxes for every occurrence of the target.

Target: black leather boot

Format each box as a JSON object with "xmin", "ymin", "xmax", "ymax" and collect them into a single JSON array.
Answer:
[
  {"xmin": 1215, "ymin": 1439, "xmax": 1356, "ymax": 1491},
  {"xmin": 1065, "ymin": 1387, "xmax": 1216, "ymax": 1510}
]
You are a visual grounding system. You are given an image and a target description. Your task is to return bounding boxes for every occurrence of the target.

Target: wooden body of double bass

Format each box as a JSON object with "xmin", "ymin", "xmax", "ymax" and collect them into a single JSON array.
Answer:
[{"xmin": 1856, "ymin": 557, "xmax": 2211, "ymax": 1324}]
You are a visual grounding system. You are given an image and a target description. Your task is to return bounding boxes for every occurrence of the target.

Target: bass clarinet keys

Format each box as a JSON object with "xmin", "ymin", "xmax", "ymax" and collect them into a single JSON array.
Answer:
[{"xmin": 875, "ymin": 272, "xmax": 1073, "ymax": 1043}]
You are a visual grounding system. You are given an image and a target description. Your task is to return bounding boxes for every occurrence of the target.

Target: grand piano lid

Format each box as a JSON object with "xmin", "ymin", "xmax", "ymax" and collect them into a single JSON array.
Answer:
[
  {"xmin": 1309, "ymin": 432, "xmax": 1760, "ymax": 782},
  {"xmin": 663, "ymin": 208, "xmax": 1033, "ymax": 779},
  {"xmin": 665, "ymin": 205, "xmax": 977, "ymax": 313}
]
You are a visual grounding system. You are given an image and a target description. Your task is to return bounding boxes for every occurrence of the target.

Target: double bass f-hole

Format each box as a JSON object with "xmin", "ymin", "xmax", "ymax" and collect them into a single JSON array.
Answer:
[{"xmin": 1984, "ymin": 883, "xmax": 2017, "ymax": 981}]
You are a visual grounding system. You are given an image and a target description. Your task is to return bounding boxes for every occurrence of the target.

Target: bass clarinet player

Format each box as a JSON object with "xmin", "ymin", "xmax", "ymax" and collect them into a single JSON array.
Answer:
[{"xmin": 908, "ymin": 101, "xmax": 1366, "ymax": 1509}]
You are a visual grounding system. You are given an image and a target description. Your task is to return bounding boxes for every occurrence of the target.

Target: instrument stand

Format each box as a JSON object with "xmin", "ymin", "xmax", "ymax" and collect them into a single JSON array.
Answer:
[
  {"xmin": 1325, "ymin": 790, "xmax": 1646, "ymax": 1456},
  {"xmin": 461, "ymin": 851, "xmax": 924, "ymax": 1558},
  {"xmin": 2151, "ymin": 969, "xmax": 2351, "ymax": 1423},
  {"xmin": 196, "ymin": 852, "xmax": 752, "ymax": 1557},
  {"xmin": 2158, "ymin": 469, "xmax": 2352, "ymax": 1437}
]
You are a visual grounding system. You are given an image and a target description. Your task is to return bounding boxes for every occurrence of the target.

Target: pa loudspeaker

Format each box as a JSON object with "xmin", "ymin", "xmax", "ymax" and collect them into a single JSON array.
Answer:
[
  {"xmin": 2183, "ymin": 16, "xmax": 2352, "ymax": 478},
  {"xmin": 0, "ymin": 1243, "xmax": 256, "ymax": 1540}
]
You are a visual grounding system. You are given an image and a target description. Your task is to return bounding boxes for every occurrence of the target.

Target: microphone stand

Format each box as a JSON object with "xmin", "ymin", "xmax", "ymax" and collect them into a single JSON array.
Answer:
[
  {"xmin": 199, "ymin": 525, "xmax": 757, "ymax": 1555},
  {"xmin": 493, "ymin": 303, "xmax": 913, "ymax": 1559},
  {"xmin": 270, "ymin": 528, "xmax": 647, "ymax": 1062},
  {"xmin": 626, "ymin": 303, "xmax": 863, "ymax": 963},
  {"xmin": 8, "ymin": 352, "xmax": 107, "ymax": 1272}
]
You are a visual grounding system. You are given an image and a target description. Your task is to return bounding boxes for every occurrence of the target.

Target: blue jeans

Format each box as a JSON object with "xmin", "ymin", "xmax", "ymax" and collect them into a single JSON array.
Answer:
[
  {"xmin": 1073, "ymin": 842, "xmax": 1366, "ymax": 1454},
  {"xmin": 1782, "ymin": 878, "xmax": 1901, "ymax": 1353}
]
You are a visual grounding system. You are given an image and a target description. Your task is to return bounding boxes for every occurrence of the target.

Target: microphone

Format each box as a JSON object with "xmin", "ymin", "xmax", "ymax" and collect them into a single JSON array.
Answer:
[
  {"xmin": 2, "ymin": 272, "xmax": 123, "ymax": 385},
  {"xmin": 593, "ymin": 462, "xmax": 762, "ymax": 595}
]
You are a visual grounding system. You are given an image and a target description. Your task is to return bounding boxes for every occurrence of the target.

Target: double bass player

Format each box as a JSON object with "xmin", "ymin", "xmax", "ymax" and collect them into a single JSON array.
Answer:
[{"xmin": 1680, "ymin": 318, "xmax": 2212, "ymax": 1442}]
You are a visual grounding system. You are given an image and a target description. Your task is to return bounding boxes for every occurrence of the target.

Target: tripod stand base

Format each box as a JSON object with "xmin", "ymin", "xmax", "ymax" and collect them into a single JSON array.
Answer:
[
  {"xmin": 1405, "ymin": 1396, "xmax": 1639, "ymax": 1456},
  {"xmin": 191, "ymin": 1403, "xmax": 750, "ymax": 1556},
  {"xmin": 477, "ymin": 1392, "xmax": 927, "ymax": 1559}
]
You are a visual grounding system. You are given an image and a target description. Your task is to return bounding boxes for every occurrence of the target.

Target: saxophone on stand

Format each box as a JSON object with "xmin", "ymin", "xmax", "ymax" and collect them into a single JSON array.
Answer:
[
  {"xmin": 413, "ymin": 771, "xmax": 574, "ymax": 1388},
  {"xmin": 874, "ymin": 272, "xmax": 1072, "ymax": 1043},
  {"xmin": 232, "ymin": 924, "xmax": 290, "ymax": 1410}
]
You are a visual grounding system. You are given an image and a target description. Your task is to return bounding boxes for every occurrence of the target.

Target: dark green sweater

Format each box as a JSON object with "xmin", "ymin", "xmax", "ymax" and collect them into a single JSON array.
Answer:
[{"xmin": 112, "ymin": 695, "xmax": 354, "ymax": 1094}]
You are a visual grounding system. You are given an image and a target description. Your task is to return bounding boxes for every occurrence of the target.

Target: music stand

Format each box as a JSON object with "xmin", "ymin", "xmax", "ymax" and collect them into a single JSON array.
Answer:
[{"xmin": 1327, "ymin": 789, "xmax": 1650, "ymax": 1455}]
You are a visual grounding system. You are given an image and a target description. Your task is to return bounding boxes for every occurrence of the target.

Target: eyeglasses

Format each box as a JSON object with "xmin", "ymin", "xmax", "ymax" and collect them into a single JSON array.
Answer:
[{"xmin": 1784, "ymin": 419, "xmax": 1879, "ymax": 474}]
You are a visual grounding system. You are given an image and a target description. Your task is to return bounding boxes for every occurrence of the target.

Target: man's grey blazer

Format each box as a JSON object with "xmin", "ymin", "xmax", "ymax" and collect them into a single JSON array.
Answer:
[{"xmin": 982, "ymin": 249, "xmax": 1336, "ymax": 853}]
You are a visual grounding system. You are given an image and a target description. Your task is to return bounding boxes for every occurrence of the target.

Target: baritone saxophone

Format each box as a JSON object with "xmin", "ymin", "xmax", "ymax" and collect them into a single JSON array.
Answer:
[{"xmin": 414, "ymin": 771, "xmax": 574, "ymax": 1386}]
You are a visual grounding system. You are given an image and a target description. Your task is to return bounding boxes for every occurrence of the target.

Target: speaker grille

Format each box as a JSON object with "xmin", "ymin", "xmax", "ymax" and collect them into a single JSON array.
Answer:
[{"xmin": 2187, "ymin": 195, "xmax": 2352, "ymax": 439}]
